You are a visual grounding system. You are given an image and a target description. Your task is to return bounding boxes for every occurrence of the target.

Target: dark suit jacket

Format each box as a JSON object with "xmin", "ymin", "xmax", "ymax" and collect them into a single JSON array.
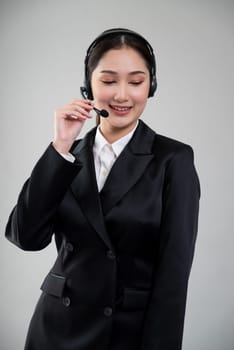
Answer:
[{"xmin": 5, "ymin": 120, "xmax": 200, "ymax": 350}]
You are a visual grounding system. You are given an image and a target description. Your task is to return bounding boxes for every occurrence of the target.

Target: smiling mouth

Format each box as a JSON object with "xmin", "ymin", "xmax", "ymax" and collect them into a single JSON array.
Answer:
[{"xmin": 109, "ymin": 105, "xmax": 132, "ymax": 112}]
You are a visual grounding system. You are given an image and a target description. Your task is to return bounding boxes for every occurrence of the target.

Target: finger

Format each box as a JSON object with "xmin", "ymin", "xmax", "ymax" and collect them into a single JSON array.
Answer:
[
  {"xmin": 71, "ymin": 98, "xmax": 94, "ymax": 107},
  {"xmin": 70, "ymin": 104, "xmax": 93, "ymax": 117},
  {"xmin": 70, "ymin": 102, "xmax": 94, "ymax": 114},
  {"xmin": 63, "ymin": 109, "xmax": 92, "ymax": 120},
  {"xmin": 56, "ymin": 106, "xmax": 92, "ymax": 119}
]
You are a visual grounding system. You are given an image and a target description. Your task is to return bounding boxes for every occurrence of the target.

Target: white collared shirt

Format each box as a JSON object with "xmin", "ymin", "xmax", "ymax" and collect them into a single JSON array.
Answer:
[
  {"xmin": 60, "ymin": 121, "xmax": 139, "ymax": 191},
  {"xmin": 93, "ymin": 121, "xmax": 138, "ymax": 191}
]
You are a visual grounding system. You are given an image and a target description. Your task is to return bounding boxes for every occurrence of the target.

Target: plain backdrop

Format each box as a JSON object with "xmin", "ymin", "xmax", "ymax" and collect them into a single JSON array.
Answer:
[{"xmin": 1, "ymin": 0, "xmax": 234, "ymax": 349}]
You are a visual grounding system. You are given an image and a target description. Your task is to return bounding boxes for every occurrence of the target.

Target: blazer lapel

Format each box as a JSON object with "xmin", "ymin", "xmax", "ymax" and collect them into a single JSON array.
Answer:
[
  {"xmin": 70, "ymin": 128, "xmax": 114, "ymax": 251},
  {"xmin": 100, "ymin": 120, "xmax": 156, "ymax": 216}
]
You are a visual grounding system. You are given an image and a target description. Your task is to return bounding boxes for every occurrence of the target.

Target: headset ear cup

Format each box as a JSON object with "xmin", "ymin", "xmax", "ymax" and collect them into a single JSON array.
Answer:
[
  {"xmin": 149, "ymin": 75, "xmax": 157, "ymax": 97},
  {"xmin": 84, "ymin": 80, "xmax": 93, "ymax": 100}
]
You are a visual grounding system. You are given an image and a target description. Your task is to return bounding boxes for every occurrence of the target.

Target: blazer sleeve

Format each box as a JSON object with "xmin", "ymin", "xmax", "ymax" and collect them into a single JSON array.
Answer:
[
  {"xmin": 5, "ymin": 144, "xmax": 82, "ymax": 251},
  {"xmin": 142, "ymin": 145, "xmax": 200, "ymax": 350}
]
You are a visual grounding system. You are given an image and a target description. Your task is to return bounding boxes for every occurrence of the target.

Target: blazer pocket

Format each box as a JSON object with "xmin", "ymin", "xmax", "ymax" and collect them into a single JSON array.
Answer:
[
  {"xmin": 40, "ymin": 272, "xmax": 66, "ymax": 298},
  {"xmin": 123, "ymin": 288, "xmax": 150, "ymax": 310}
]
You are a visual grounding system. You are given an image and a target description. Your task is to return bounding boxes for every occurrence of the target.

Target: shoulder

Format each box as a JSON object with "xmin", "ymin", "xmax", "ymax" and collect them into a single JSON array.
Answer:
[
  {"xmin": 138, "ymin": 120, "xmax": 195, "ymax": 161},
  {"xmin": 153, "ymin": 132, "xmax": 199, "ymax": 194},
  {"xmin": 141, "ymin": 123, "xmax": 199, "ymax": 188},
  {"xmin": 131, "ymin": 120, "xmax": 196, "ymax": 165},
  {"xmin": 154, "ymin": 133, "xmax": 194, "ymax": 161},
  {"xmin": 154, "ymin": 134, "xmax": 197, "ymax": 185}
]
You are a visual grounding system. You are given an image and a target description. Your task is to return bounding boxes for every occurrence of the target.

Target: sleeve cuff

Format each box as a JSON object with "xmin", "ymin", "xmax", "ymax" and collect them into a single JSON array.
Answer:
[{"xmin": 59, "ymin": 152, "xmax": 76, "ymax": 163}]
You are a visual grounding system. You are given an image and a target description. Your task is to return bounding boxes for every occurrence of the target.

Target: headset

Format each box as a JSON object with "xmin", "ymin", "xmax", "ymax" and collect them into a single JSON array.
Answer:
[{"xmin": 81, "ymin": 28, "xmax": 157, "ymax": 100}]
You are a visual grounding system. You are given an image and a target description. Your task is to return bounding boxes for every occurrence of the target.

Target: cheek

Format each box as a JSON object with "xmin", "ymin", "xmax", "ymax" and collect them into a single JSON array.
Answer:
[
  {"xmin": 132, "ymin": 90, "xmax": 149, "ymax": 105},
  {"xmin": 131, "ymin": 81, "xmax": 150, "ymax": 103},
  {"xmin": 91, "ymin": 83, "xmax": 111, "ymax": 102},
  {"xmin": 96, "ymin": 90, "xmax": 112, "ymax": 103}
]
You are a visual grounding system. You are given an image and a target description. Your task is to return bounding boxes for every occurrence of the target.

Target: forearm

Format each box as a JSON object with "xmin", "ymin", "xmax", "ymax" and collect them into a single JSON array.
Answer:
[{"xmin": 5, "ymin": 144, "xmax": 82, "ymax": 251}]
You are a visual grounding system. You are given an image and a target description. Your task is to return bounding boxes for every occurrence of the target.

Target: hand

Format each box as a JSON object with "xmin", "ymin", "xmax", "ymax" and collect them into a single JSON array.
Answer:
[{"xmin": 53, "ymin": 98, "xmax": 94, "ymax": 154}]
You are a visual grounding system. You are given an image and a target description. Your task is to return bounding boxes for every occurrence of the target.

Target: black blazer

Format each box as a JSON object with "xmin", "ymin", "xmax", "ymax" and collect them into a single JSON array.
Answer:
[{"xmin": 6, "ymin": 120, "xmax": 200, "ymax": 350}]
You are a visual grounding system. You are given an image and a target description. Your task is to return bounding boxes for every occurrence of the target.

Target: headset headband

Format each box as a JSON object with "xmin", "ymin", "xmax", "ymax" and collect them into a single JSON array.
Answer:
[{"xmin": 82, "ymin": 28, "xmax": 157, "ymax": 99}]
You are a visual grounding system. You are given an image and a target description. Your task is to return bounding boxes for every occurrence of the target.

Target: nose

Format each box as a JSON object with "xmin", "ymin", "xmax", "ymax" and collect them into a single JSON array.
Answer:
[{"xmin": 113, "ymin": 83, "xmax": 129, "ymax": 103}]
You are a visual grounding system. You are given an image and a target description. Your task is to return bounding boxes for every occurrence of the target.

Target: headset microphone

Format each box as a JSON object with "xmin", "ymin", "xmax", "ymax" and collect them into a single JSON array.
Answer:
[
  {"xmin": 93, "ymin": 106, "xmax": 109, "ymax": 118},
  {"xmin": 80, "ymin": 87, "xmax": 109, "ymax": 118}
]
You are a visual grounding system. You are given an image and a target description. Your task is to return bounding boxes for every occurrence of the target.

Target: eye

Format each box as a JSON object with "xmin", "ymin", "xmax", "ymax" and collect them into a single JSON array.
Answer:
[
  {"xmin": 129, "ymin": 81, "xmax": 144, "ymax": 85},
  {"xmin": 101, "ymin": 81, "xmax": 116, "ymax": 85}
]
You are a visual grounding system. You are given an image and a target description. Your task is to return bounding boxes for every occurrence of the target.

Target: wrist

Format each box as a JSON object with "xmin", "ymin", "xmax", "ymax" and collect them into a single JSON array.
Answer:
[{"xmin": 52, "ymin": 140, "xmax": 73, "ymax": 155}]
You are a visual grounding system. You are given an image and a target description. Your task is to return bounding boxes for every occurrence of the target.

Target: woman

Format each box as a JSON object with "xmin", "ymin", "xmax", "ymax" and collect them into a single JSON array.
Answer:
[{"xmin": 5, "ymin": 28, "xmax": 200, "ymax": 350}]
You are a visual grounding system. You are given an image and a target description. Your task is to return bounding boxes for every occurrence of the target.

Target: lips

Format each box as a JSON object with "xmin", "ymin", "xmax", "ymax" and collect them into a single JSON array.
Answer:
[
  {"xmin": 109, "ymin": 105, "xmax": 132, "ymax": 114},
  {"xmin": 111, "ymin": 106, "xmax": 131, "ymax": 111}
]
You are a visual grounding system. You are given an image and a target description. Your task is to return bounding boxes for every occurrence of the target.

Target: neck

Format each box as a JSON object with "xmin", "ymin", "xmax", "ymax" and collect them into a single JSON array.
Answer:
[{"xmin": 99, "ymin": 121, "xmax": 138, "ymax": 144}]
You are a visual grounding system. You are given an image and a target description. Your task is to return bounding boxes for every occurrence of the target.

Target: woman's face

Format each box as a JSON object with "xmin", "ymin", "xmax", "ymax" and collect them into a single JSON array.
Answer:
[{"xmin": 91, "ymin": 46, "xmax": 150, "ymax": 135}]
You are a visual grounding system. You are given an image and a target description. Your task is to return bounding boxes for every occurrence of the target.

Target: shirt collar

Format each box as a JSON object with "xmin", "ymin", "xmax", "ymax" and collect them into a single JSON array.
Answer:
[{"xmin": 93, "ymin": 121, "xmax": 139, "ymax": 158}]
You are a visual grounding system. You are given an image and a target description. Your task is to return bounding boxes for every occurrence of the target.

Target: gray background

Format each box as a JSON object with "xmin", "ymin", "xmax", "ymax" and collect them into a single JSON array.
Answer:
[{"xmin": 1, "ymin": 0, "xmax": 234, "ymax": 349}]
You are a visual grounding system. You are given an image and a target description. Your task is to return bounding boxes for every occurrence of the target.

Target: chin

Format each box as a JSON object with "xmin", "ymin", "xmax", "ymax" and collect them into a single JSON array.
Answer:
[{"xmin": 109, "ymin": 116, "xmax": 134, "ymax": 126}]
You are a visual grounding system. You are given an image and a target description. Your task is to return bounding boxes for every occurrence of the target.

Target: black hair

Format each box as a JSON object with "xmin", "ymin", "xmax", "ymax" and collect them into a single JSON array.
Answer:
[{"xmin": 87, "ymin": 33, "xmax": 153, "ymax": 83}]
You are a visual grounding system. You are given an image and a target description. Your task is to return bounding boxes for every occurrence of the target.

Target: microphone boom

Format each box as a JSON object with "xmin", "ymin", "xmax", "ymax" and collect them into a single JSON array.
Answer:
[
  {"xmin": 80, "ymin": 86, "xmax": 109, "ymax": 118},
  {"xmin": 93, "ymin": 107, "xmax": 109, "ymax": 118}
]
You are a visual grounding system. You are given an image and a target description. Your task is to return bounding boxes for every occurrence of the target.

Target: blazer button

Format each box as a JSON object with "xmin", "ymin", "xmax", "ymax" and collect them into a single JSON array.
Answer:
[
  {"xmin": 65, "ymin": 243, "xmax": 74, "ymax": 252},
  {"xmin": 106, "ymin": 250, "xmax": 116, "ymax": 260},
  {"xmin": 104, "ymin": 307, "xmax": 113, "ymax": 317},
  {"xmin": 63, "ymin": 297, "xmax": 71, "ymax": 307}
]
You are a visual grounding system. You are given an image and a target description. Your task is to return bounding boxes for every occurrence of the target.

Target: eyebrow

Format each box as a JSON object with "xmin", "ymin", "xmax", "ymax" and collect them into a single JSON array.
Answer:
[{"xmin": 100, "ymin": 70, "xmax": 146, "ymax": 75}]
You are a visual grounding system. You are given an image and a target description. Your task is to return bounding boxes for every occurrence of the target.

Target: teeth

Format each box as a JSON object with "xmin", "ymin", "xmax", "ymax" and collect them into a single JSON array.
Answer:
[{"xmin": 112, "ymin": 106, "xmax": 130, "ymax": 111}]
